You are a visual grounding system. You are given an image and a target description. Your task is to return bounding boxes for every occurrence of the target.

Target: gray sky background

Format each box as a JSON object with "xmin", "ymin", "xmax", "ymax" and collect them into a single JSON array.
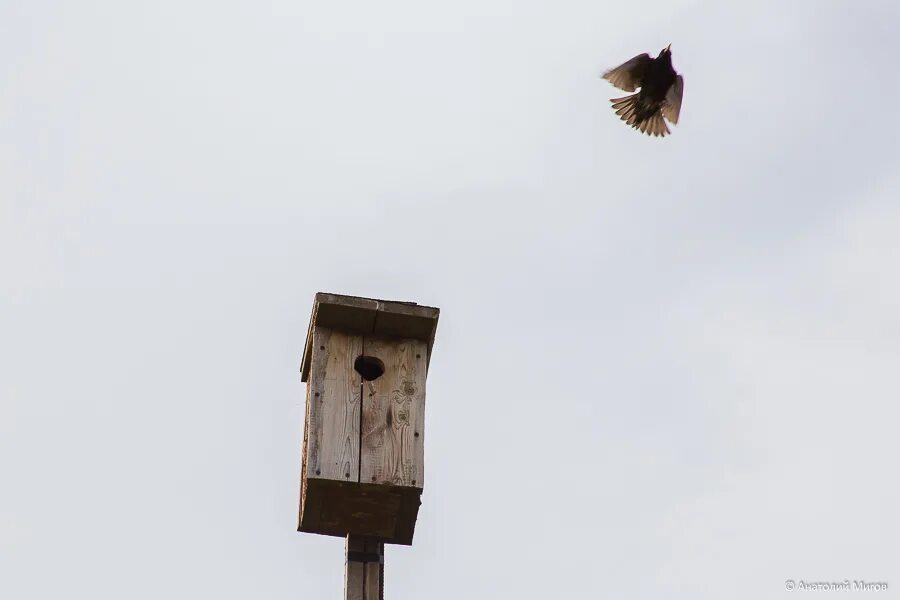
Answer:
[{"xmin": 2, "ymin": 1, "xmax": 899, "ymax": 598}]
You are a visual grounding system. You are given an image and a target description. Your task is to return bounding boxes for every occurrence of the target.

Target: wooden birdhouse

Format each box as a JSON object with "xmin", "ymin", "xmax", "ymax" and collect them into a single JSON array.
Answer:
[{"xmin": 298, "ymin": 293, "xmax": 439, "ymax": 546}]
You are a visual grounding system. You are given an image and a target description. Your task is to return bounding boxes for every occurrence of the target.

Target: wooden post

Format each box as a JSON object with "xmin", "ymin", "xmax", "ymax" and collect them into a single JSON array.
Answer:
[{"xmin": 345, "ymin": 535, "xmax": 383, "ymax": 600}]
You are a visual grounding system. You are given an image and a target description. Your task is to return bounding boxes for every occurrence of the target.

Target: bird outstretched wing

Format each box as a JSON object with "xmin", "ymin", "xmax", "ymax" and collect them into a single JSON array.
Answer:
[
  {"xmin": 662, "ymin": 74, "xmax": 684, "ymax": 124},
  {"xmin": 602, "ymin": 53, "xmax": 652, "ymax": 92}
]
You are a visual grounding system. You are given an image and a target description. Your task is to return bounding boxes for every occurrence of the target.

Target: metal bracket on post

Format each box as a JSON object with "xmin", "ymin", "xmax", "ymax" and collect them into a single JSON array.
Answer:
[{"xmin": 345, "ymin": 536, "xmax": 384, "ymax": 600}]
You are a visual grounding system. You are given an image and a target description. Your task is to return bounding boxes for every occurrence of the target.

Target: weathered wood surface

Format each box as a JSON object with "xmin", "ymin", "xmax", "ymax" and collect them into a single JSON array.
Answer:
[
  {"xmin": 301, "ymin": 292, "xmax": 439, "ymax": 382},
  {"xmin": 359, "ymin": 338, "xmax": 427, "ymax": 489},
  {"xmin": 299, "ymin": 329, "xmax": 427, "ymax": 544},
  {"xmin": 345, "ymin": 536, "xmax": 383, "ymax": 600},
  {"xmin": 307, "ymin": 328, "xmax": 362, "ymax": 482},
  {"xmin": 298, "ymin": 293, "xmax": 438, "ymax": 545},
  {"xmin": 300, "ymin": 479, "xmax": 420, "ymax": 543},
  {"xmin": 299, "ymin": 381, "xmax": 310, "ymax": 523}
]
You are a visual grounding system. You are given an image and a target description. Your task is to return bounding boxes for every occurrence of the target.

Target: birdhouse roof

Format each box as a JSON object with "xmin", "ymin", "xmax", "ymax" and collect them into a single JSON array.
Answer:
[{"xmin": 300, "ymin": 292, "xmax": 440, "ymax": 382}]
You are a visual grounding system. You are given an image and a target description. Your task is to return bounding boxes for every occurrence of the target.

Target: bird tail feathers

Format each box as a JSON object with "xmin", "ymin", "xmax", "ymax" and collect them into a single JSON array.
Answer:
[{"xmin": 610, "ymin": 94, "xmax": 670, "ymax": 137}]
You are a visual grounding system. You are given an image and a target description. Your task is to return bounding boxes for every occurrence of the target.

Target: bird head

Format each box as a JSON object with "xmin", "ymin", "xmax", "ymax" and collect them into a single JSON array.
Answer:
[{"xmin": 657, "ymin": 44, "xmax": 673, "ymax": 67}]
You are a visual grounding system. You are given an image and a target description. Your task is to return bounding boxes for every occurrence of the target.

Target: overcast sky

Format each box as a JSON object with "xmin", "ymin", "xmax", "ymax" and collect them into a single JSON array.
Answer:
[{"xmin": 2, "ymin": 1, "xmax": 899, "ymax": 598}]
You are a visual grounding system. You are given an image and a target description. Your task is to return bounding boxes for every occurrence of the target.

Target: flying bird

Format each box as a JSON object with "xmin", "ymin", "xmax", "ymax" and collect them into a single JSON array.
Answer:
[{"xmin": 602, "ymin": 45, "xmax": 683, "ymax": 137}]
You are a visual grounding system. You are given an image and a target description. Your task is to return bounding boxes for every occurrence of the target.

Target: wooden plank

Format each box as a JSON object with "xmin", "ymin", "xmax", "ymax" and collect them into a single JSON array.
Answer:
[
  {"xmin": 298, "ymin": 381, "xmax": 310, "ymax": 529},
  {"xmin": 316, "ymin": 292, "xmax": 438, "ymax": 323},
  {"xmin": 388, "ymin": 488, "xmax": 421, "ymax": 546},
  {"xmin": 299, "ymin": 479, "xmax": 422, "ymax": 544},
  {"xmin": 345, "ymin": 536, "xmax": 383, "ymax": 600},
  {"xmin": 345, "ymin": 536, "xmax": 364, "ymax": 600},
  {"xmin": 317, "ymin": 481, "xmax": 400, "ymax": 539},
  {"xmin": 359, "ymin": 337, "xmax": 428, "ymax": 489},
  {"xmin": 305, "ymin": 327, "xmax": 329, "ymax": 482},
  {"xmin": 362, "ymin": 538, "xmax": 383, "ymax": 600},
  {"xmin": 307, "ymin": 327, "xmax": 362, "ymax": 482}
]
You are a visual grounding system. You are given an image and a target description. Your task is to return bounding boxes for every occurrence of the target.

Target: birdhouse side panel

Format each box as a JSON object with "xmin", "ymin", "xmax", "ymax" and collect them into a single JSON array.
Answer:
[
  {"xmin": 306, "ymin": 327, "xmax": 363, "ymax": 483},
  {"xmin": 359, "ymin": 337, "xmax": 427, "ymax": 489},
  {"xmin": 299, "ymin": 382, "xmax": 310, "ymax": 525}
]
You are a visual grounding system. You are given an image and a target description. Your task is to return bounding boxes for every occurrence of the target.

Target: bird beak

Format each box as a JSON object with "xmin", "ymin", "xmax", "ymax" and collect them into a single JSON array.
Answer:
[{"xmin": 665, "ymin": 44, "xmax": 671, "ymax": 52}]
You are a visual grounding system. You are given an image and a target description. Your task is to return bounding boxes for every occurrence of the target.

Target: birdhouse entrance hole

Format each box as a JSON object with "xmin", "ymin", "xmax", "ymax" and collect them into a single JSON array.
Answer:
[{"xmin": 354, "ymin": 355, "xmax": 385, "ymax": 381}]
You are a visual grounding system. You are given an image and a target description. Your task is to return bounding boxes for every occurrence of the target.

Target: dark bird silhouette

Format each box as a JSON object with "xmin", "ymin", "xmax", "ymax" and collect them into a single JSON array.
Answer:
[{"xmin": 602, "ymin": 45, "xmax": 683, "ymax": 137}]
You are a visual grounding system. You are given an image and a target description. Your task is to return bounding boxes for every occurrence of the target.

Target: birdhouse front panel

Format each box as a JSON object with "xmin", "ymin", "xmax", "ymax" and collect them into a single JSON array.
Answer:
[{"xmin": 297, "ymin": 293, "xmax": 438, "ymax": 546}]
